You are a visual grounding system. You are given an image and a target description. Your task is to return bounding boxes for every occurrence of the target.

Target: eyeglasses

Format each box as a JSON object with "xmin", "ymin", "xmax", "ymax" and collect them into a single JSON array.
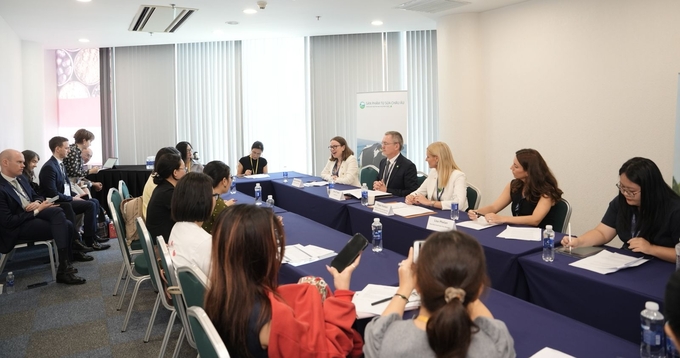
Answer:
[
  {"xmin": 381, "ymin": 142, "xmax": 396, "ymax": 146},
  {"xmin": 328, "ymin": 145, "xmax": 341, "ymax": 150},
  {"xmin": 616, "ymin": 183, "xmax": 641, "ymax": 197},
  {"xmin": 212, "ymin": 193, "xmax": 220, "ymax": 200}
]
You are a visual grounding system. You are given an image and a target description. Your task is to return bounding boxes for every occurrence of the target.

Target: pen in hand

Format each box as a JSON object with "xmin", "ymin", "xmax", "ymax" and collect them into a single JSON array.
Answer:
[
  {"xmin": 474, "ymin": 211, "xmax": 485, "ymax": 217},
  {"xmin": 371, "ymin": 296, "xmax": 395, "ymax": 306}
]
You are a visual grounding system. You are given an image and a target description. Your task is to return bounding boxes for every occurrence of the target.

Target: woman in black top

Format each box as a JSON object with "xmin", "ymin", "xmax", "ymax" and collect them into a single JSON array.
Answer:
[
  {"xmin": 467, "ymin": 149, "xmax": 563, "ymax": 228},
  {"xmin": 237, "ymin": 141, "xmax": 268, "ymax": 176},
  {"xmin": 562, "ymin": 157, "xmax": 680, "ymax": 263},
  {"xmin": 146, "ymin": 152, "xmax": 187, "ymax": 243},
  {"xmin": 21, "ymin": 150, "xmax": 42, "ymax": 193}
]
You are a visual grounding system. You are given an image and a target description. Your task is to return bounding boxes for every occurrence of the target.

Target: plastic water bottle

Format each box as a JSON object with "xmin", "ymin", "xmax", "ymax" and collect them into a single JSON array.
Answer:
[
  {"xmin": 254, "ymin": 183, "xmax": 262, "ymax": 206},
  {"xmin": 5, "ymin": 272, "xmax": 15, "ymax": 294},
  {"xmin": 640, "ymin": 301, "xmax": 666, "ymax": 358},
  {"xmin": 675, "ymin": 241, "xmax": 680, "ymax": 271},
  {"xmin": 542, "ymin": 225, "xmax": 555, "ymax": 262},
  {"xmin": 283, "ymin": 166, "xmax": 289, "ymax": 183},
  {"xmin": 361, "ymin": 183, "xmax": 369, "ymax": 206},
  {"xmin": 327, "ymin": 177, "xmax": 335, "ymax": 195},
  {"xmin": 146, "ymin": 156, "xmax": 154, "ymax": 170},
  {"xmin": 230, "ymin": 178, "xmax": 237, "ymax": 194},
  {"xmin": 667, "ymin": 334, "xmax": 680, "ymax": 358},
  {"xmin": 266, "ymin": 195, "xmax": 275, "ymax": 208},
  {"xmin": 450, "ymin": 202, "xmax": 459, "ymax": 221},
  {"xmin": 372, "ymin": 218, "xmax": 383, "ymax": 252}
]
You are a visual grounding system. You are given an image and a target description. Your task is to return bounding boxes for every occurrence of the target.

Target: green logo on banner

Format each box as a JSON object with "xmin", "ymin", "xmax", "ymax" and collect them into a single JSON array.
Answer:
[{"xmin": 359, "ymin": 101, "xmax": 366, "ymax": 109}]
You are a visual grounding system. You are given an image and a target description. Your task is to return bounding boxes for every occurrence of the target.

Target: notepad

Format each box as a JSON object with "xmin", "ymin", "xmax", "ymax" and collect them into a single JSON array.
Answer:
[
  {"xmin": 245, "ymin": 174, "xmax": 270, "ymax": 179},
  {"xmin": 389, "ymin": 203, "xmax": 435, "ymax": 217},
  {"xmin": 282, "ymin": 244, "xmax": 336, "ymax": 267},
  {"xmin": 342, "ymin": 189, "xmax": 391, "ymax": 199},
  {"xmin": 352, "ymin": 284, "xmax": 421, "ymax": 319},
  {"xmin": 456, "ymin": 217, "xmax": 500, "ymax": 230},
  {"xmin": 569, "ymin": 250, "xmax": 648, "ymax": 274},
  {"xmin": 303, "ymin": 181, "xmax": 329, "ymax": 187},
  {"xmin": 529, "ymin": 347, "xmax": 575, "ymax": 358},
  {"xmin": 497, "ymin": 226, "xmax": 541, "ymax": 241}
]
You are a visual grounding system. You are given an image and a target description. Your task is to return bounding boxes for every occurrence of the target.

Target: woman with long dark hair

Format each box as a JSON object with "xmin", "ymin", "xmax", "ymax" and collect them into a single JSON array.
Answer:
[
  {"xmin": 201, "ymin": 160, "xmax": 236, "ymax": 234},
  {"xmin": 146, "ymin": 152, "xmax": 186, "ymax": 243},
  {"xmin": 176, "ymin": 141, "xmax": 204, "ymax": 173},
  {"xmin": 467, "ymin": 149, "xmax": 562, "ymax": 228},
  {"xmin": 562, "ymin": 157, "xmax": 680, "ymax": 262},
  {"xmin": 204, "ymin": 205, "xmax": 363, "ymax": 358},
  {"xmin": 21, "ymin": 150, "xmax": 41, "ymax": 193},
  {"xmin": 364, "ymin": 231, "xmax": 515, "ymax": 357}
]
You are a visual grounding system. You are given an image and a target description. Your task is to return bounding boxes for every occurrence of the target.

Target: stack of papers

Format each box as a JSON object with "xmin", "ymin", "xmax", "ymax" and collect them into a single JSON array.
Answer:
[
  {"xmin": 244, "ymin": 174, "xmax": 270, "ymax": 179},
  {"xmin": 352, "ymin": 284, "xmax": 421, "ymax": 319},
  {"xmin": 282, "ymin": 244, "xmax": 337, "ymax": 267},
  {"xmin": 530, "ymin": 347, "xmax": 575, "ymax": 358},
  {"xmin": 342, "ymin": 189, "xmax": 391, "ymax": 199},
  {"xmin": 497, "ymin": 226, "xmax": 541, "ymax": 241},
  {"xmin": 389, "ymin": 203, "xmax": 435, "ymax": 217},
  {"xmin": 303, "ymin": 181, "xmax": 329, "ymax": 187},
  {"xmin": 456, "ymin": 217, "xmax": 500, "ymax": 230},
  {"xmin": 569, "ymin": 250, "xmax": 648, "ymax": 274}
]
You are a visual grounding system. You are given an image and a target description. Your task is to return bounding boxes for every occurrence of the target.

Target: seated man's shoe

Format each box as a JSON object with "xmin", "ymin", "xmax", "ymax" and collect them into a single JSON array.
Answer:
[
  {"xmin": 56, "ymin": 272, "xmax": 86, "ymax": 285},
  {"xmin": 94, "ymin": 235, "xmax": 109, "ymax": 243},
  {"xmin": 72, "ymin": 251, "xmax": 94, "ymax": 262},
  {"xmin": 88, "ymin": 242, "xmax": 110, "ymax": 251},
  {"xmin": 64, "ymin": 262, "xmax": 78, "ymax": 274},
  {"xmin": 73, "ymin": 240, "xmax": 94, "ymax": 253}
]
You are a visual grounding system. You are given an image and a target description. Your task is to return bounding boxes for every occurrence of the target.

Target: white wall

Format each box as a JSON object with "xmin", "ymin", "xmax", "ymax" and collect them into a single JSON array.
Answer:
[
  {"xmin": 438, "ymin": 0, "xmax": 680, "ymax": 239},
  {"xmin": 0, "ymin": 14, "xmax": 23, "ymax": 151}
]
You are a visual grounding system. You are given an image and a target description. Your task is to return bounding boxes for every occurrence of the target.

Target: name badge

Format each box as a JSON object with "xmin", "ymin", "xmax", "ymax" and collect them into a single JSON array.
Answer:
[
  {"xmin": 291, "ymin": 178, "xmax": 304, "ymax": 188},
  {"xmin": 426, "ymin": 217, "xmax": 456, "ymax": 232},
  {"xmin": 63, "ymin": 183, "xmax": 71, "ymax": 195},
  {"xmin": 373, "ymin": 201, "xmax": 394, "ymax": 216},
  {"xmin": 328, "ymin": 189, "xmax": 345, "ymax": 201}
]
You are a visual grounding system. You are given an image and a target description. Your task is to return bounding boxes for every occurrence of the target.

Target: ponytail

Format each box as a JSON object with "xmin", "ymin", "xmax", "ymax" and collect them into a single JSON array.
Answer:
[{"xmin": 426, "ymin": 287, "xmax": 478, "ymax": 358}]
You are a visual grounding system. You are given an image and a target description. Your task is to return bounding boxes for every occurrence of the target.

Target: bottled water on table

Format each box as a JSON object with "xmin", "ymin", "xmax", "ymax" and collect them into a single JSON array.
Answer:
[
  {"xmin": 5, "ymin": 271, "xmax": 15, "ymax": 294},
  {"xmin": 283, "ymin": 166, "xmax": 289, "ymax": 183},
  {"xmin": 327, "ymin": 177, "xmax": 335, "ymax": 195},
  {"xmin": 542, "ymin": 225, "xmax": 555, "ymax": 262},
  {"xmin": 640, "ymin": 301, "xmax": 666, "ymax": 358},
  {"xmin": 450, "ymin": 202, "xmax": 459, "ymax": 221},
  {"xmin": 372, "ymin": 218, "xmax": 383, "ymax": 252},
  {"xmin": 361, "ymin": 183, "xmax": 369, "ymax": 206},
  {"xmin": 230, "ymin": 178, "xmax": 237, "ymax": 194},
  {"xmin": 254, "ymin": 183, "xmax": 262, "ymax": 205},
  {"xmin": 266, "ymin": 195, "xmax": 275, "ymax": 208}
]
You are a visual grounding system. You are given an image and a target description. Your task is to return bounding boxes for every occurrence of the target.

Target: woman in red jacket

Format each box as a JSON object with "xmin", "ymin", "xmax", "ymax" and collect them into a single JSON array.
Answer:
[{"xmin": 204, "ymin": 205, "xmax": 363, "ymax": 358}]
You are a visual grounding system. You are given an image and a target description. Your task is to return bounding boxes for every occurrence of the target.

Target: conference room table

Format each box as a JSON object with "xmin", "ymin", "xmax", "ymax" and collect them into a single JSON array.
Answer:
[
  {"xmin": 272, "ymin": 180, "xmax": 360, "ymax": 233},
  {"xmin": 346, "ymin": 199, "xmax": 542, "ymax": 298},
  {"xmin": 275, "ymin": 211, "xmax": 638, "ymax": 357},
  {"xmin": 519, "ymin": 247, "xmax": 675, "ymax": 343},
  {"xmin": 219, "ymin": 191, "xmax": 287, "ymax": 214},
  {"xmin": 233, "ymin": 171, "xmax": 314, "ymax": 199},
  {"xmin": 87, "ymin": 164, "xmax": 152, "ymax": 216}
]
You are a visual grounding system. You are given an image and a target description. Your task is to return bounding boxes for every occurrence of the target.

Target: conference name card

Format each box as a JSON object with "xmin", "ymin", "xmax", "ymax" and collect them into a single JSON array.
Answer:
[
  {"xmin": 328, "ymin": 189, "xmax": 345, "ymax": 201},
  {"xmin": 373, "ymin": 201, "xmax": 394, "ymax": 216},
  {"xmin": 291, "ymin": 178, "xmax": 304, "ymax": 188},
  {"xmin": 426, "ymin": 217, "xmax": 456, "ymax": 232}
]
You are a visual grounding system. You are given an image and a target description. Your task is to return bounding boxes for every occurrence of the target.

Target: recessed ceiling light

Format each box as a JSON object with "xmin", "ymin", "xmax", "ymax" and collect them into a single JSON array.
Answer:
[
  {"xmin": 213, "ymin": 30, "xmax": 224, "ymax": 35},
  {"xmin": 226, "ymin": 21, "xmax": 239, "ymax": 25},
  {"xmin": 79, "ymin": 38, "xmax": 90, "ymax": 43},
  {"xmin": 243, "ymin": 9, "xmax": 257, "ymax": 14},
  {"xmin": 371, "ymin": 20, "xmax": 383, "ymax": 26}
]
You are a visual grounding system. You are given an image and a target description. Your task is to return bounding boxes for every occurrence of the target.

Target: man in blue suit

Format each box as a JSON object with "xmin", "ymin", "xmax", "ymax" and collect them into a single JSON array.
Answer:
[
  {"xmin": 0, "ymin": 149, "xmax": 85, "ymax": 284},
  {"xmin": 373, "ymin": 131, "xmax": 419, "ymax": 197},
  {"xmin": 39, "ymin": 136, "xmax": 109, "ymax": 252}
]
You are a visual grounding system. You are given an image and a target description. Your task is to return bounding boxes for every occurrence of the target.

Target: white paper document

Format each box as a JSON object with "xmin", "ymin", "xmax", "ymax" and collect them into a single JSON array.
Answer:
[
  {"xmin": 282, "ymin": 244, "xmax": 337, "ymax": 267},
  {"xmin": 529, "ymin": 347, "xmax": 575, "ymax": 358},
  {"xmin": 352, "ymin": 284, "xmax": 421, "ymax": 319},
  {"xmin": 456, "ymin": 217, "xmax": 500, "ymax": 230},
  {"xmin": 391, "ymin": 203, "xmax": 434, "ymax": 217},
  {"xmin": 303, "ymin": 181, "xmax": 329, "ymax": 187},
  {"xmin": 244, "ymin": 174, "xmax": 270, "ymax": 179},
  {"xmin": 568, "ymin": 250, "xmax": 649, "ymax": 274},
  {"xmin": 497, "ymin": 225, "xmax": 541, "ymax": 241},
  {"xmin": 342, "ymin": 189, "xmax": 391, "ymax": 199}
]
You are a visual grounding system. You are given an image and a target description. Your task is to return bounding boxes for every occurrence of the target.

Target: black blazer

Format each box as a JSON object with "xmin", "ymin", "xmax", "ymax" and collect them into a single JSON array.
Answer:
[
  {"xmin": 39, "ymin": 156, "xmax": 74, "ymax": 202},
  {"xmin": 377, "ymin": 154, "xmax": 419, "ymax": 197},
  {"xmin": 0, "ymin": 175, "xmax": 42, "ymax": 253}
]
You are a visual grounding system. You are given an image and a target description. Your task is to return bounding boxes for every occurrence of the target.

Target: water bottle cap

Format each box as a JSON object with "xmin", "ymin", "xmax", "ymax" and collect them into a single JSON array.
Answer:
[
  {"xmin": 546, "ymin": 225, "xmax": 553, "ymax": 230},
  {"xmin": 374, "ymin": 218, "xmax": 380, "ymax": 223},
  {"xmin": 645, "ymin": 301, "xmax": 659, "ymax": 311},
  {"xmin": 7, "ymin": 271, "xmax": 12, "ymax": 275},
  {"xmin": 268, "ymin": 195, "xmax": 273, "ymax": 199}
]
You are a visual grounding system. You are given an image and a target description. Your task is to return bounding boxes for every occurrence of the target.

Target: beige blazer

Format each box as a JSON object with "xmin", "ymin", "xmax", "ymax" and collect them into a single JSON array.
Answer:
[{"xmin": 320, "ymin": 154, "xmax": 360, "ymax": 187}]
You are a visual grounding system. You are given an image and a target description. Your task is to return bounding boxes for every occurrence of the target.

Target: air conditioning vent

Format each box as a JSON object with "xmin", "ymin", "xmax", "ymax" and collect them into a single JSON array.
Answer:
[
  {"xmin": 396, "ymin": 0, "xmax": 470, "ymax": 13},
  {"xmin": 129, "ymin": 5, "xmax": 197, "ymax": 33}
]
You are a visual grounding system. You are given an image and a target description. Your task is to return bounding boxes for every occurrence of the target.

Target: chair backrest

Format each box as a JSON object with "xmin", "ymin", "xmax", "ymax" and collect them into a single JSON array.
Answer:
[
  {"xmin": 416, "ymin": 171, "xmax": 427, "ymax": 187},
  {"xmin": 107, "ymin": 188, "xmax": 133, "ymax": 264},
  {"xmin": 136, "ymin": 217, "xmax": 162, "ymax": 293},
  {"xmin": 157, "ymin": 236, "xmax": 197, "ymax": 348},
  {"xmin": 466, "ymin": 183, "xmax": 482, "ymax": 211},
  {"xmin": 360, "ymin": 165, "xmax": 379, "ymax": 189},
  {"xmin": 177, "ymin": 265, "xmax": 208, "ymax": 309},
  {"xmin": 186, "ymin": 306, "xmax": 231, "ymax": 358},
  {"xmin": 551, "ymin": 198, "xmax": 572, "ymax": 233},
  {"xmin": 119, "ymin": 180, "xmax": 131, "ymax": 199}
]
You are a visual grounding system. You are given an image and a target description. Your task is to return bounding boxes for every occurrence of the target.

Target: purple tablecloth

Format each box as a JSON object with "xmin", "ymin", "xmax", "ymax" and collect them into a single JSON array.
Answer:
[
  {"xmin": 219, "ymin": 191, "xmax": 286, "ymax": 214},
  {"xmin": 233, "ymin": 171, "xmax": 314, "ymax": 199},
  {"xmin": 346, "ymin": 200, "xmax": 541, "ymax": 298},
  {"xmin": 519, "ymin": 247, "xmax": 674, "ymax": 343}
]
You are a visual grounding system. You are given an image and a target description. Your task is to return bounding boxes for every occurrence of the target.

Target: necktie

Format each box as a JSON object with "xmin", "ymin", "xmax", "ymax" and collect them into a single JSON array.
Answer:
[
  {"xmin": 11, "ymin": 179, "xmax": 30, "ymax": 208},
  {"xmin": 384, "ymin": 160, "xmax": 395, "ymax": 186},
  {"xmin": 59, "ymin": 162, "xmax": 66, "ymax": 178}
]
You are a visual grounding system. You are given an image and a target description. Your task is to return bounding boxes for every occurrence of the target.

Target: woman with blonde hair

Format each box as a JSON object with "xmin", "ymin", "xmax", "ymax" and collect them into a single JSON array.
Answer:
[{"xmin": 405, "ymin": 141, "xmax": 467, "ymax": 210}]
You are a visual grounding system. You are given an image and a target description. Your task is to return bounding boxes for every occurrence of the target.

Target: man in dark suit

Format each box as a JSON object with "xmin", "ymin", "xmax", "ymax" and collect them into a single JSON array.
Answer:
[
  {"xmin": 373, "ymin": 131, "xmax": 419, "ymax": 197},
  {"xmin": 39, "ymin": 136, "xmax": 109, "ymax": 251},
  {"xmin": 0, "ymin": 149, "xmax": 85, "ymax": 284}
]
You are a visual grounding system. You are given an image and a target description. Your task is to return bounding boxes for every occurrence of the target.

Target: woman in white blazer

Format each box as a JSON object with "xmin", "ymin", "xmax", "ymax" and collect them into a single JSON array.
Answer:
[
  {"xmin": 405, "ymin": 141, "xmax": 467, "ymax": 210},
  {"xmin": 320, "ymin": 136, "xmax": 360, "ymax": 187}
]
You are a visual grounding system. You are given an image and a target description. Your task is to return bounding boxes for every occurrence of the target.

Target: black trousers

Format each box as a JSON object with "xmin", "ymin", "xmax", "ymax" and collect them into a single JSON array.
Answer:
[
  {"xmin": 17, "ymin": 207, "xmax": 74, "ymax": 251},
  {"xmin": 57, "ymin": 198, "xmax": 98, "ymax": 242}
]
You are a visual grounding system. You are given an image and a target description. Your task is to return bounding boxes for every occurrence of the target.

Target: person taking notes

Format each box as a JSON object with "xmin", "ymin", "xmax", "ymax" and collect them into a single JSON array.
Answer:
[
  {"xmin": 562, "ymin": 157, "xmax": 680, "ymax": 263},
  {"xmin": 320, "ymin": 136, "xmax": 360, "ymax": 187},
  {"xmin": 237, "ymin": 141, "xmax": 268, "ymax": 176}
]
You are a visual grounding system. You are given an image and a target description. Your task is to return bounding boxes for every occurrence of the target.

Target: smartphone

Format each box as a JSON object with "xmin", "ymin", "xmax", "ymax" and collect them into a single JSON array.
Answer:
[
  {"xmin": 413, "ymin": 240, "xmax": 425, "ymax": 263},
  {"xmin": 80, "ymin": 194, "xmax": 90, "ymax": 200},
  {"xmin": 330, "ymin": 233, "xmax": 369, "ymax": 273},
  {"xmin": 46, "ymin": 195, "xmax": 59, "ymax": 203}
]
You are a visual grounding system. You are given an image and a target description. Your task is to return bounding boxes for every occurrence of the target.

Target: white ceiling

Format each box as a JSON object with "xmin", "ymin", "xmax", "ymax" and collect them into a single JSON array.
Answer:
[{"xmin": 0, "ymin": 0, "xmax": 527, "ymax": 49}]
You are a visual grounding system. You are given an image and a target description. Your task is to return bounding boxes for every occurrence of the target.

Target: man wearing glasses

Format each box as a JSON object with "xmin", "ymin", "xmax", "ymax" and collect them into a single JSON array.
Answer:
[{"xmin": 373, "ymin": 131, "xmax": 418, "ymax": 197}]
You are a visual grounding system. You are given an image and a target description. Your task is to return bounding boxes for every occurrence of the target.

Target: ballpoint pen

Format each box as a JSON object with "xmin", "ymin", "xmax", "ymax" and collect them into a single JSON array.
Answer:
[
  {"xmin": 474, "ymin": 211, "xmax": 485, "ymax": 217},
  {"xmin": 568, "ymin": 223, "xmax": 572, "ymax": 254},
  {"xmin": 371, "ymin": 297, "xmax": 393, "ymax": 306}
]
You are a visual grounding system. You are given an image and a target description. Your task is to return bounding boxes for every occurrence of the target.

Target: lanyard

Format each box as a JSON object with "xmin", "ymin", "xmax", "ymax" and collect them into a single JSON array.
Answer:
[
  {"xmin": 631, "ymin": 214, "xmax": 640, "ymax": 238},
  {"xmin": 435, "ymin": 177, "xmax": 443, "ymax": 201},
  {"xmin": 11, "ymin": 182, "xmax": 30, "ymax": 201},
  {"xmin": 250, "ymin": 157, "xmax": 259, "ymax": 174}
]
